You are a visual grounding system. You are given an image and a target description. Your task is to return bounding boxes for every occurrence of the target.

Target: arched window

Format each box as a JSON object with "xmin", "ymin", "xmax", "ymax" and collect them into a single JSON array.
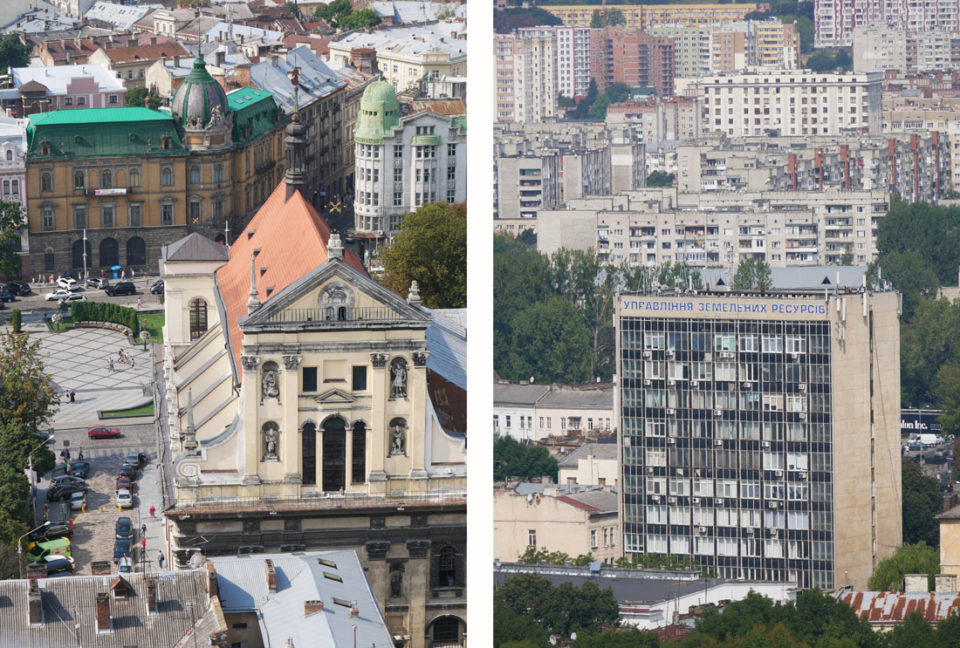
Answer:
[
  {"xmin": 74, "ymin": 170, "xmax": 84, "ymax": 189},
  {"xmin": 351, "ymin": 421, "xmax": 365, "ymax": 484},
  {"xmin": 126, "ymin": 236, "xmax": 145, "ymax": 266},
  {"xmin": 99, "ymin": 238, "xmax": 119, "ymax": 267},
  {"xmin": 129, "ymin": 168, "xmax": 140, "ymax": 187},
  {"xmin": 5, "ymin": 150, "xmax": 11, "ymax": 161},
  {"xmin": 101, "ymin": 170, "xmax": 112, "ymax": 189},
  {"xmin": 432, "ymin": 617, "xmax": 462, "ymax": 645},
  {"xmin": 189, "ymin": 166, "xmax": 200, "ymax": 184},
  {"xmin": 161, "ymin": 167, "xmax": 173, "ymax": 187},
  {"xmin": 189, "ymin": 298, "xmax": 208, "ymax": 340},
  {"xmin": 321, "ymin": 416, "xmax": 346, "ymax": 492},
  {"xmin": 40, "ymin": 172, "xmax": 52, "ymax": 192},
  {"xmin": 44, "ymin": 248, "xmax": 54, "ymax": 272},
  {"xmin": 302, "ymin": 422, "xmax": 317, "ymax": 486}
]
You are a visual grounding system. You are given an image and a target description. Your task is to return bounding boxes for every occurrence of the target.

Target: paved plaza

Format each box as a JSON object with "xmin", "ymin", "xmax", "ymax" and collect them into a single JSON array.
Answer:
[{"xmin": 18, "ymin": 316, "xmax": 155, "ymax": 430}]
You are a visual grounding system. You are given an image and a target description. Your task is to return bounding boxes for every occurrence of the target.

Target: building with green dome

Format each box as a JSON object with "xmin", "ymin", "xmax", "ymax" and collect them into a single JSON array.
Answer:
[
  {"xmin": 23, "ymin": 61, "xmax": 285, "ymax": 276},
  {"xmin": 352, "ymin": 80, "xmax": 466, "ymax": 246}
]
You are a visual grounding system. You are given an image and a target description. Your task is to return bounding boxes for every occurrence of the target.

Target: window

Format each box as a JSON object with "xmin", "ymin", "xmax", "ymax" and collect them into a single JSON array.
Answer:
[
  {"xmin": 213, "ymin": 164, "xmax": 224, "ymax": 183},
  {"xmin": 65, "ymin": 97, "xmax": 73, "ymax": 106},
  {"xmin": 73, "ymin": 206, "xmax": 87, "ymax": 230},
  {"xmin": 505, "ymin": 415, "xmax": 511, "ymax": 428},
  {"xmin": 447, "ymin": 143, "xmax": 457, "ymax": 157},
  {"xmin": 129, "ymin": 168, "xmax": 140, "ymax": 187},
  {"xmin": 77, "ymin": 96, "xmax": 85, "ymax": 105},
  {"xmin": 11, "ymin": 179, "xmax": 18, "ymax": 195},
  {"xmin": 189, "ymin": 200, "xmax": 201, "ymax": 224},
  {"xmin": 161, "ymin": 167, "xmax": 173, "ymax": 187},
  {"xmin": 74, "ymin": 171, "xmax": 84, "ymax": 190},
  {"xmin": 447, "ymin": 189, "xmax": 456, "ymax": 203},
  {"xmin": 128, "ymin": 204, "xmax": 142, "ymax": 227},
  {"xmin": 4, "ymin": 150, "xmax": 10, "ymax": 161},
  {"xmin": 44, "ymin": 248, "xmax": 54, "ymax": 271},
  {"xmin": 162, "ymin": 204, "xmax": 174, "ymax": 225},
  {"xmin": 109, "ymin": 95, "xmax": 118, "ymax": 104},
  {"xmin": 101, "ymin": 206, "xmax": 114, "ymax": 228},
  {"xmin": 351, "ymin": 421, "xmax": 366, "ymax": 483},
  {"xmin": 99, "ymin": 169, "xmax": 111, "ymax": 188},
  {"xmin": 528, "ymin": 529, "xmax": 536, "ymax": 547},
  {"xmin": 2, "ymin": 180, "xmax": 7, "ymax": 194},
  {"xmin": 437, "ymin": 545, "xmax": 457, "ymax": 587},
  {"xmin": 302, "ymin": 367, "xmax": 318, "ymax": 392},
  {"xmin": 190, "ymin": 166, "xmax": 201, "ymax": 184},
  {"xmin": 394, "ymin": 167, "xmax": 402, "ymax": 182},
  {"xmin": 189, "ymin": 298, "xmax": 208, "ymax": 340},
  {"xmin": 40, "ymin": 172, "xmax": 52, "ymax": 192},
  {"xmin": 590, "ymin": 529, "xmax": 598, "ymax": 548},
  {"xmin": 394, "ymin": 191, "xmax": 402, "ymax": 206},
  {"xmin": 42, "ymin": 208, "xmax": 54, "ymax": 231},
  {"xmin": 352, "ymin": 365, "xmax": 367, "ymax": 391},
  {"xmin": 447, "ymin": 166, "xmax": 456, "ymax": 180}
]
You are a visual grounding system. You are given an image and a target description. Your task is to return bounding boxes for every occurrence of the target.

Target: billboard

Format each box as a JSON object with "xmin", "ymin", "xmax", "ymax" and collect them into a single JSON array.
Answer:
[{"xmin": 901, "ymin": 408, "xmax": 944, "ymax": 435}]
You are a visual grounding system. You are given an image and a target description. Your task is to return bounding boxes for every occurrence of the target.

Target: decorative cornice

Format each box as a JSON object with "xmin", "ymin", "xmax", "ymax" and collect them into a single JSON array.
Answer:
[
  {"xmin": 406, "ymin": 539, "xmax": 431, "ymax": 559},
  {"xmin": 366, "ymin": 540, "xmax": 391, "ymax": 561}
]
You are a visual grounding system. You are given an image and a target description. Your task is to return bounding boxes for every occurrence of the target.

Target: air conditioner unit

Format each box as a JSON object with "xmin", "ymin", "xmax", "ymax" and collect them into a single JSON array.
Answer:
[
  {"xmin": 698, "ymin": 526, "xmax": 707, "ymax": 534},
  {"xmin": 666, "ymin": 349, "xmax": 675, "ymax": 357},
  {"xmin": 647, "ymin": 467, "xmax": 655, "ymax": 474},
  {"xmin": 667, "ymin": 408, "xmax": 676, "ymax": 415},
  {"xmin": 677, "ymin": 468, "xmax": 685, "ymax": 476},
  {"xmin": 691, "ymin": 380, "xmax": 699, "ymax": 388},
  {"xmin": 704, "ymin": 353, "xmax": 712, "ymax": 361},
  {"xmin": 742, "ymin": 381, "xmax": 752, "ymax": 389},
  {"xmin": 644, "ymin": 379, "xmax": 652, "ymax": 386},
  {"xmin": 668, "ymin": 379, "xmax": 676, "ymax": 386},
  {"xmin": 668, "ymin": 437, "xmax": 677, "ymax": 444},
  {"xmin": 767, "ymin": 501, "xmax": 777, "ymax": 509},
  {"xmin": 798, "ymin": 383, "xmax": 807, "ymax": 392},
  {"xmin": 745, "ymin": 528, "xmax": 755, "ymax": 535},
  {"xmin": 693, "ymin": 497, "xmax": 701, "ymax": 504},
  {"xmin": 714, "ymin": 409, "xmax": 723, "ymax": 416},
  {"xmin": 776, "ymin": 470, "xmax": 783, "ymax": 478},
  {"xmin": 769, "ymin": 528, "xmax": 778, "ymax": 536},
  {"xmin": 716, "ymin": 499, "xmax": 725, "ymax": 507},
  {"xmin": 652, "ymin": 495, "xmax": 660, "ymax": 502},
  {"xmin": 762, "ymin": 441, "xmax": 771, "ymax": 449},
  {"xmin": 668, "ymin": 497, "xmax": 677, "ymax": 504},
  {"xmin": 643, "ymin": 351, "xmax": 652, "ymax": 359},
  {"xmin": 791, "ymin": 352, "xmax": 800, "ymax": 362}
]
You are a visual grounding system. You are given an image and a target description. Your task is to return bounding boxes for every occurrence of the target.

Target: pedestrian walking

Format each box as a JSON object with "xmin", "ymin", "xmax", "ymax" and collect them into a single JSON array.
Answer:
[
  {"xmin": 157, "ymin": 551, "xmax": 164, "ymax": 569},
  {"xmin": 141, "ymin": 536, "xmax": 146, "ymax": 552},
  {"xmin": 121, "ymin": 269, "xmax": 126, "ymax": 280},
  {"xmin": 131, "ymin": 268, "xmax": 136, "ymax": 279},
  {"xmin": 131, "ymin": 357, "xmax": 135, "ymax": 369},
  {"xmin": 137, "ymin": 297, "xmax": 142, "ymax": 309},
  {"xmin": 69, "ymin": 390, "xmax": 75, "ymax": 403},
  {"xmin": 77, "ymin": 448, "xmax": 83, "ymax": 461},
  {"xmin": 149, "ymin": 505, "xmax": 155, "ymax": 518},
  {"xmin": 141, "ymin": 523, "xmax": 146, "ymax": 539},
  {"xmin": 108, "ymin": 358, "xmax": 114, "ymax": 371}
]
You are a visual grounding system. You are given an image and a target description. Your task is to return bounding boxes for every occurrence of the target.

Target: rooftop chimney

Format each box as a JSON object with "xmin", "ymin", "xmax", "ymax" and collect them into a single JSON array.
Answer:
[
  {"xmin": 265, "ymin": 559, "xmax": 277, "ymax": 593},
  {"xmin": 206, "ymin": 562, "xmax": 219, "ymax": 598},
  {"xmin": 904, "ymin": 574, "xmax": 928, "ymax": 592},
  {"xmin": 145, "ymin": 576, "xmax": 158, "ymax": 614},
  {"xmin": 936, "ymin": 574, "xmax": 958, "ymax": 593},
  {"xmin": 304, "ymin": 600, "xmax": 324, "ymax": 616},
  {"xmin": 174, "ymin": 55, "xmax": 180, "ymax": 68},
  {"xmin": 27, "ymin": 579, "xmax": 42, "ymax": 625},
  {"xmin": 25, "ymin": 562, "xmax": 46, "ymax": 579},
  {"xmin": 328, "ymin": 232, "xmax": 343, "ymax": 260},
  {"xmin": 95, "ymin": 592, "xmax": 111, "ymax": 632},
  {"xmin": 348, "ymin": 602, "xmax": 359, "ymax": 617}
]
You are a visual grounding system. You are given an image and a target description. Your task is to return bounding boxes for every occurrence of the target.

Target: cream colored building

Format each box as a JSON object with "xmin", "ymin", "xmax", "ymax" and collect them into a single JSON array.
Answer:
[
  {"xmin": 939, "ymin": 506, "xmax": 960, "ymax": 581},
  {"xmin": 542, "ymin": 4, "xmax": 756, "ymax": 29},
  {"xmin": 158, "ymin": 117, "xmax": 466, "ymax": 647},
  {"xmin": 494, "ymin": 32, "xmax": 558, "ymax": 124},
  {"xmin": 494, "ymin": 485, "xmax": 621, "ymax": 564},
  {"xmin": 616, "ymin": 291, "xmax": 902, "ymax": 590},
  {"xmin": 558, "ymin": 443, "xmax": 619, "ymax": 487}
]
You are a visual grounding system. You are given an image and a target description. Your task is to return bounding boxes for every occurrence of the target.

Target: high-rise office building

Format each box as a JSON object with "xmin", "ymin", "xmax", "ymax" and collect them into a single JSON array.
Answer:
[{"xmin": 616, "ymin": 291, "xmax": 901, "ymax": 590}]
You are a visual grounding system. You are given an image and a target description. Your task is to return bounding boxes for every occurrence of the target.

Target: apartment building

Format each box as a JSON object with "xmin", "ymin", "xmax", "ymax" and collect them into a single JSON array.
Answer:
[
  {"xmin": 494, "ymin": 32, "xmax": 558, "ymax": 123},
  {"xmin": 709, "ymin": 21, "xmax": 800, "ymax": 73},
  {"xmin": 699, "ymin": 71, "xmax": 883, "ymax": 137},
  {"xmin": 816, "ymin": 0, "xmax": 960, "ymax": 46},
  {"xmin": 543, "ymin": 4, "xmax": 756, "ymax": 30},
  {"xmin": 518, "ymin": 26, "xmax": 591, "ymax": 101},
  {"xmin": 606, "ymin": 97, "xmax": 703, "ymax": 145},
  {"xmin": 588, "ymin": 27, "xmax": 675, "ymax": 97},
  {"xmin": 615, "ymin": 291, "xmax": 901, "ymax": 589},
  {"xmin": 853, "ymin": 27, "xmax": 960, "ymax": 73},
  {"xmin": 648, "ymin": 25, "xmax": 713, "ymax": 79},
  {"xmin": 536, "ymin": 189, "xmax": 890, "ymax": 268}
]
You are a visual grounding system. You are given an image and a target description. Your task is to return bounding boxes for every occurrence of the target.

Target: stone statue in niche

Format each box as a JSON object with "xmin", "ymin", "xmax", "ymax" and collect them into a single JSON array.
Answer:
[
  {"xmin": 262, "ymin": 369, "xmax": 279, "ymax": 399},
  {"xmin": 263, "ymin": 423, "xmax": 279, "ymax": 460},
  {"xmin": 390, "ymin": 358, "xmax": 407, "ymax": 399},
  {"xmin": 390, "ymin": 565, "xmax": 403, "ymax": 598},
  {"xmin": 389, "ymin": 419, "xmax": 406, "ymax": 456}
]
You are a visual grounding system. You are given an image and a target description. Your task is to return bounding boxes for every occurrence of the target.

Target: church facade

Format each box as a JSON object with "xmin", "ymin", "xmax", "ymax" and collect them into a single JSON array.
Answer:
[{"xmin": 159, "ymin": 110, "xmax": 466, "ymax": 648}]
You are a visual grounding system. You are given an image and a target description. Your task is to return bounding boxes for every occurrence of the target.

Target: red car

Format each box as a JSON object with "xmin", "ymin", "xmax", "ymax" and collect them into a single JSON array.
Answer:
[
  {"xmin": 115, "ymin": 476, "xmax": 131, "ymax": 492},
  {"xmin": 87, "ymin": 426, "xmax": 120, "ymax": 439}
]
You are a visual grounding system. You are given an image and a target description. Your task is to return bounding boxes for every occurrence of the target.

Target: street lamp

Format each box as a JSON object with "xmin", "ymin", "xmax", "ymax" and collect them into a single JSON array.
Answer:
[
  {"xmin": 139, "ymin": 329, "xmax": 150, "ymax": 351},
  {"xmin": 27, "ymin": 430, "xmax": 53, "ymax": 526}
]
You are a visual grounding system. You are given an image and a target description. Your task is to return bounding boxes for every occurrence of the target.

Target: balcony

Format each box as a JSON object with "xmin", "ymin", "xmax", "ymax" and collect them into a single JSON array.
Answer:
[{"xmin": 261, "ymin": 306, "xmax": 409, "ymax": 325}]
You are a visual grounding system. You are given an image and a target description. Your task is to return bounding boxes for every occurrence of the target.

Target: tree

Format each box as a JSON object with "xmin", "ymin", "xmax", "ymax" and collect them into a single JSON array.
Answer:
[
  {"xmin": 0, "ymin": 200, "xmax": 26, "ymax": 279},
  {"xmin": 517, "ymin": 228, "xmax": 537, "ymax": 247},
  {"xmin": 807, "ymin": 50, "xmax": 838, "ymax": 72},
  {"xmin": 0, "ymin": 463, "xmax": 30, "ymax": 526},
  {"xmin": 0, "ymin": 34, "xmax": 30, "ymax": 71},
  {"xmin": 646, "ymin": 171, "xmax": 676, "ymax": 188},
  {"xmin": 0, "ymin": 332, "xmax": 60, "ymax": 432},
  {"xmin": 887, "ymin": 611, "xmax": 937, "ymax": 648},
  {"xmin": 508, "ymin": 297, "xmax": 592, "ymax": 383},
  {"xmin": 573, "ymin": 628, "xmax": 661, "ymax": 648},
  {"xmin": 869, "ymin": 542, "xmax": 940, "ymax": 591},
  {"xmin": 0, "ymin": 423, "xmax": 55, "ymax": 479},
  {"xmin": 901, "ymin": 458, "xmax": 942, "ymax": 546},
  {"xmin": 494, "ymin": 436, "xmax": 559, "ymax": 482},
  {"xmin": 575, "ymin": 80, "xmax": 599, "ymax": 119},
  {"xmin": 125, "ymin": 87, "xmax": 161, "ymax": 108},
  {"xmin": 339, "ymin": 8, "xmax": 381, "ymax": 30},
  {"xmin": 314, "ymin": 0, "xmax": 351, "ymax": 24},
  {"xmin": 732, "ymin": 258, "xmax": 773, "ymax": 291},
  {"xmin": 605, "ymin": 82, "xmax": 630, "ymax": 104},
  {"xmin": 494, "ymin": 7, "xmax": 562, "ymax": 33},
  {"xmin": 495, "ymin": 603, "xmax": 550, "ymax": 648},
  {"xmin": 381, "ymin": 202, "xmax": 465, "ymax": 309},
  {"xmin": 590, "ymin": 8, "xmax": 625, "ymax": 27}
]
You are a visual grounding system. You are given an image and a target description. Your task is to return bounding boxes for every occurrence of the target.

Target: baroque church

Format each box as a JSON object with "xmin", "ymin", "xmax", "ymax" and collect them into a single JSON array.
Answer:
[{"xmin": 158, "ymin": 100, "xmax": 466, "ymax": 648}]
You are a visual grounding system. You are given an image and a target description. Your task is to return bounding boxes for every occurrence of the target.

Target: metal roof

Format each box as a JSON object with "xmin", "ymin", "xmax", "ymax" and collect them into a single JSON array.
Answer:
[
  {"xmin": 558, "ymin": 442, "xmax": 618, "ymax": 466},
  {"xmin": 425, "ymin": 308, "xmax": 466, "ymax": 390},
  {"xmin": 839, "ymin": 591, "xmax": 960, "ymax": 625},
  {"xmin": 537, "ymin": 386, "xmax": 613, "ymax": 410},
  {"xmin": 211, "ymin": 551, "xmax": 393, "ymax": 648},
  {"xmin": 164, "ymin": 232, "xmax": 230, "ymax": 263},
  {"xmin": 13, "ymin": 64, "xmax": 125, "ymax": 95},
  {"xmin": 700, "ymin": 266, "xmax": 869, "ymax": 291},
  {"xmin": 29, "ymin": 107, "xmax": 173, "ymax": 127},
  {"xmin": 494, "ymin": 383, "xmax": 549, "ymax": 406}
]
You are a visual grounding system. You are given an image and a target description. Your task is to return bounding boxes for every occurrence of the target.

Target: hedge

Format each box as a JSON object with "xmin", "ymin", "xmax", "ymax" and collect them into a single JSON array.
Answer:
[{"xmin": 70, "ymin": 301, "xmax": 140, "ymax": 337}]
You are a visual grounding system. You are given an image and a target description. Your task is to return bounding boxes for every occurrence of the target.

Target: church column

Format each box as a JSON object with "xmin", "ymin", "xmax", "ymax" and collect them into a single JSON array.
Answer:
[
  {"xmin": 345, "ymin": 421, "xmax": 354, "ymax": 488},
  {"xmin": 367, "ymin": 352, "xmax": 389, "ymax": 485},
  {"xmin": 408, "ymin": 351, "xmax": 429, "ymax": 479},
  {"xmin": 281, "ymin": 355, "xmax": 302, "ymax": 487},
  {"xmin": 240, "ymin": 355, "xmax": 261, "ymax": 485}
]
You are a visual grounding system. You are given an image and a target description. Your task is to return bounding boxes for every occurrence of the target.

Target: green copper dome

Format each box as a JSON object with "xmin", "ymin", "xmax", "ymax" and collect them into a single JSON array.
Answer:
[
  {"xmin": 171, "ymin": 56, "xmax": 230, "ymax": 130},
  {"xmin": 354, "ymin": 80, "xmax": 400, "ymax": 145}
]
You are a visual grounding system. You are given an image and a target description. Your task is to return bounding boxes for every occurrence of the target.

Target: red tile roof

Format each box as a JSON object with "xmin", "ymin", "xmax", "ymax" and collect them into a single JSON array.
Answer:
[
  {"xmin": 102, "ymin": 42, "xmax": 189, "ymax": 64},
  {"xmin": 216, "ymin": 183, "xmax": 365, "ymax": 379}
]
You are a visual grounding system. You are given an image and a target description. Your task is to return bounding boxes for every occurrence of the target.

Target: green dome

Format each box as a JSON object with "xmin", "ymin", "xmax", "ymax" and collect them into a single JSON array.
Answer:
[
  {"xmin": 354, "ymin": 80, "xmax": 400, "ymax": 145},
  {"xmin": 171, "ymin": 56, "xmax": 230, "ymax": 130}
]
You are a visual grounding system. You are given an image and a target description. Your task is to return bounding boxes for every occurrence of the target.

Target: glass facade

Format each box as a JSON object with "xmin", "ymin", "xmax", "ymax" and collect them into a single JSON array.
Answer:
[{"xmin": 619, "ymin": 315, "xmax": 834, "ymax": 590}]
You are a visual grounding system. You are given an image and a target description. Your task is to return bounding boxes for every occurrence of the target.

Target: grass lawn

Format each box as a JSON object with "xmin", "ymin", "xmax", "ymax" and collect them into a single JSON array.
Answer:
[
  {"xmin": 139, "ymin": 313, "xmax": 164, "ymax": 343},
  {"xmin": 101, "ymin": 401, "xmax": 155, "ymax": 419}
]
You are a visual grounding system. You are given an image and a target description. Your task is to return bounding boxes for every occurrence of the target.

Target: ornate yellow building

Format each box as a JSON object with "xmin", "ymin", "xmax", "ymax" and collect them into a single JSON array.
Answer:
[
  {"xmin": 159, "ymin": 116, "xmax": 466, "ymax": 647},
  {"xmin": 24, "ymin": 56, "xmax": 283, "ymax": 275}
]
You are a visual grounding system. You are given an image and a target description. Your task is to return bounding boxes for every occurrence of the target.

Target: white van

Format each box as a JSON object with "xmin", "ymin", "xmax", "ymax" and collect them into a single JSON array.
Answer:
[{"xmin": 56, "ymin": 278, "xmax": 79, "ymax": 292}]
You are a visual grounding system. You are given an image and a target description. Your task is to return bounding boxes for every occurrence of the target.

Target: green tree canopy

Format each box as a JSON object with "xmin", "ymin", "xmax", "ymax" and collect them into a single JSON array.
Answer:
[
  {"xmin": 0, "ymin": 200, "xmax": 26, "ymax": 279},
  {"xmin": 646, "ymin": 171, "xmax": 675, "ymax": 188},
  {"xmin": 0, "ymin": 332, "xmax": 60, "ymax": 432},
  {"xmin": 314, "ymin": 0, "xmax": 351, "ymax": 23},
  {"xmin": 0, "ymin": 423, "xmax": 55, "ymax": 479},
  {"xmin": 901, "ymin": 459, "xmax": 942, "ymax": 546},
  {"xmin": 125, "ymin": 86, "xmax": 161, "ymax": 108},
  {"xmin": 509, "ymin": 296, "xmax": 593, "ymax": 383},
  {"xmin": 494, "ymin": 7, "xmax": 562, "ymax": 33},
  {"xmin": 494, "ymin": 436, "xmax": 558, "ymax": 482},
  {"xmin": 0, "ymin": 34, "xmax": 30, "ymax": 71},
  {"xmin": 496, "ymin": 573, "xmax": 620, "ymax": 638},
  {"xmin": 732, "ymin": 258, "xmax": 773, "ymax": 291},
  {"xmin": 339, "ymin": 8, "xmax": 381, "ymax": 30},
  {"xmin": 381, "ymin": 202, "xmax": 465, "ymax": 309},
  {"xmin": 868, "ymin": 541, "xmax": 939, "ymax": 591},
  {"xmin": 572, "ymin": 628, "xmax": 660, "ymax": 648}
]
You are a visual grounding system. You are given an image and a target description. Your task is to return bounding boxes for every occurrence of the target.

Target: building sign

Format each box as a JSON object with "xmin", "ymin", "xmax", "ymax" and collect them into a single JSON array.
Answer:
[
  {"xmin": 94, "ymin": 188, "xmax": 127, "ymax": 196},
  {"xmin": 618, "ymin": 296, "xmax": 831, "ymax": 321},
  {"xmin": 900, "ymin": 409, "xmax": 944, "ymax": 435}
]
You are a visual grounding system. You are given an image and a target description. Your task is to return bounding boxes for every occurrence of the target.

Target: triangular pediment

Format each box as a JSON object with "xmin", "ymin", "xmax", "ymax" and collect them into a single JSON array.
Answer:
[
  {"xmin": 315, "ymin": 388, "xmax": 355, "ymax": 404},
  {"xmin": 238, "ymin": 258, "xmax": 430, "ymax": 331}
]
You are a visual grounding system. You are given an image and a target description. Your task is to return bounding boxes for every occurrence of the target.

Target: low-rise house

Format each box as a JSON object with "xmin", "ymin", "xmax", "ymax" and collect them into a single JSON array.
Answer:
[
  {"xmin": 558, "ymin": 442, "xmax": 618, "ymax": 486},
  {"xmin": 494, "ymin": 483, "xmax": 620, "ymax": 563},
  {"xmin": 88, "ymin": 41, "xmax": 189, "ymax": 89},
  {"xmin": 493, "ymin": 382, "xmax": 548, "ymax": 441},
  {"xmin": 838, "ymin": 574, "xmax": 960, "ymax": 631},
  {"xmin": 3, "ymin": 64, "xmax": 126, "ymax": 117}
]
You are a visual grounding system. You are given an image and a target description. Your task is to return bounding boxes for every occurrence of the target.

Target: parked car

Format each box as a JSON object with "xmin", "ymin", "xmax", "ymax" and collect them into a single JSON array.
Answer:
[
  {"xmin": 45, "ymin": 290, "xmax": 71, "ymax": 301},
  {"xmin": 46, "ymin": 482, "xmax": 87, "ymax": 502},
  {"xmin": 115, "ymin": 476, "xmax": 132, "ymax": 492},
  {"xmin": 105, "ymin": 282, "xmax": 136, "ymax": 296},
  {"xmin": 51, "ymin": 475, "xmax": 86, "ymax": 487},
  {"xmin": 116, "ymin": 489, "xmax": 133, "ymax": 509},
  {"xmin": 69, "ymin": 461, "xmax": 90, "ymax": 478},
  {"xmin": 56, "ymin": 278, "xmax": 79, "ymax": 291},
  {"xmin": 115, "ymin": 516, "xmax": 134, "ymax": 540},
  {"xmin": 86, "ymin": 277, "xmax": 109, "ymax": 289},
  {"xmin": 26, "ymin": 538, "xmax": 71, "ymax": 563},
  {"xmin": 118, "ymin": 464, "xmax": 135, "ymax": 480},
  {"xmin": 113, "ymin": 538, "xmax": 132, "ymax": 563},
  {"xmin": 59, "ymin": 293, "xmax": 86, "ymax": 304},
  {"xmin": 69, "ymin": 490, "xmax": 86, "ymax": 511},
  {"xmin": 37, "ymin": 431, "xmax": 55, "ymax": 445},
  {"xmin": 27, "ymin": 522, "xmax": 72, "ymax": 542},
  {"xmin": 7, "ymin": 281, "xmax": 31, "ymax": 296},
  {"xmin": 0, "ymin": 286, "xmax": 14, "ymax": 303},
  {"xmin": 125, "ymin": 452, "xmax": 147, "ymax": 469},
  {"xmin": 87, "ymin": 426, "xmax": 120, "ymax": 439},
  {"xmin": 42, "ymin": 554, "xmax": 75, "ymax": 575},
  {"xmin": 149, "ymin": 279, "xmax": 164, "ymax": 294},
  {"xmin": 927, "ymin": 453, "xmax": 948, "ymax": 465}
]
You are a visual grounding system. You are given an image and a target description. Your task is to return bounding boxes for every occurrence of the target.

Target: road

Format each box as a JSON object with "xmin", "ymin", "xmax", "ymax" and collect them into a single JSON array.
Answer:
[{"xmin": 7, "ymin": 275, "xmax": 163, "ymax": 314}]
